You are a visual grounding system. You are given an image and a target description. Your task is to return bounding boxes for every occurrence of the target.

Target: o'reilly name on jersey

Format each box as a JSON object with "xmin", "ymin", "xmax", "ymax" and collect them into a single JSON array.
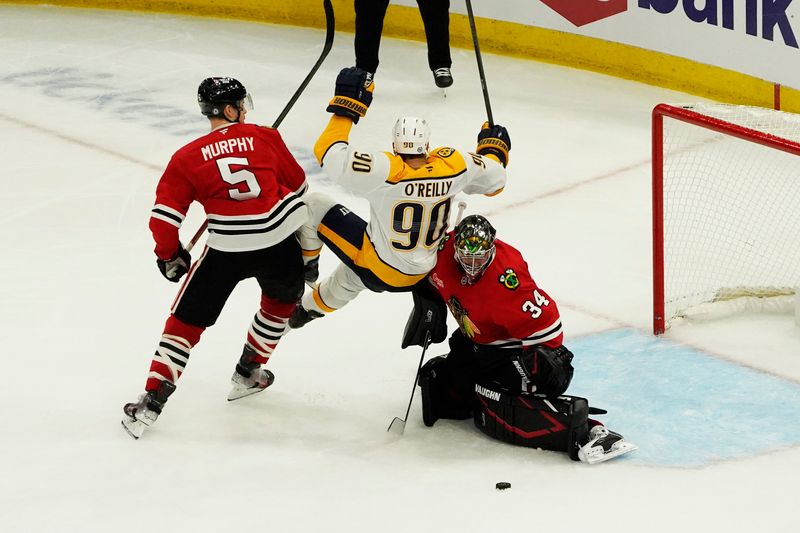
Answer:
[{"xmin": 404, "ymin": 180, "xmax": 452, "ymax": 198}]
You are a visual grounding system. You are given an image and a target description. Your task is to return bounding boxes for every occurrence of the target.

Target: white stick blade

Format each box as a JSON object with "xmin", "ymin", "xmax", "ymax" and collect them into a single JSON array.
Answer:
[{"xmin": 387, "ymin": 417, "xmax": 406, "ymax": 435}]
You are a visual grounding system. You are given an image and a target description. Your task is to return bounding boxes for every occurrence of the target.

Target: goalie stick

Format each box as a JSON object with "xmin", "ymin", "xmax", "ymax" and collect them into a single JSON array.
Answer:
[
  {"xmin": 386, "ymin": 201, "xmax": 467, "ymax": 435},
  {"xmin": 174, "ymin": 0, "xmax": 335, "ymax": 269},
  {"xmin": 387, "ymin": 331, "xmax": 431, "ymax": 436},
  {"xmin": 455, "ymin": 201, "xmax": 467, "ymax": 225}
]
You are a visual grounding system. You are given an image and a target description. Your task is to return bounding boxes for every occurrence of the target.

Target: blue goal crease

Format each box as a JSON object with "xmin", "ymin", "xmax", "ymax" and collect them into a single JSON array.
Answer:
[{"xmin": 566, "ymin": 328, "xmax": 800, "ymax": 467}]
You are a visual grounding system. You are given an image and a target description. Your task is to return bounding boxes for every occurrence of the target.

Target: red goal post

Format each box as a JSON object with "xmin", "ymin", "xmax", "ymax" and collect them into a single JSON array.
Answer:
[{"xmin": 652, "ymin": 103, "xmax": 800, "ymax": 334}]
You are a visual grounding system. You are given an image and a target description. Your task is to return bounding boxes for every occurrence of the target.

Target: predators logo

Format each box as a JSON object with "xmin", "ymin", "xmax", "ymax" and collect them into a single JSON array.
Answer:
[
  {"xmin": 435, "ymin": 147, "xmax": 454, "ymax": 158},
  {"xmin": 447, "ymin": 296, "xmax": 481, "ymax": 338},
  {"xmin": 499, "ymin": 268, "xmax": 519, "ymax": 290}
]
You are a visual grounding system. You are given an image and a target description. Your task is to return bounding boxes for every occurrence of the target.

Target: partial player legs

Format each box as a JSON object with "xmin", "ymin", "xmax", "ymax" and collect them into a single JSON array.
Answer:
[
  {"xmin": 354, "ymin": 0, "xmax": 391, "ymax": 74},
  {"xmin": 416, "ymin": 0, "xmax": 452, "ymax": 72},
  {"xmin": 123, "ymin": 239, "xmax": 303, "ymax": 437}
]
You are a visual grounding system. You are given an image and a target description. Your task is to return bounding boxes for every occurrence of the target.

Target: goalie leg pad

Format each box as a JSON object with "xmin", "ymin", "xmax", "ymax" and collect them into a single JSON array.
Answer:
[
  {"xmin": 418, "ymin": 356, "xmax": 473, "ymax": 427},
  {"xmin": 473, "ymin": 384, "xmax": 588, "ymax": 460}
]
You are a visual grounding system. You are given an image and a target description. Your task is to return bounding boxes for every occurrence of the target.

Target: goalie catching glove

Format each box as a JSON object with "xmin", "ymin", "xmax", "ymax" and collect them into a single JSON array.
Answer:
[
  {"xmin": 157, "ymin": 244, "xmax": 191, "ymax": 282},
  {"xmin": 326, "ymin": 67, "xmax": 374, "ymax": 124},
  {"xmin": 476, "ymin": 122, "xmax": 511, "ymax": 167}
]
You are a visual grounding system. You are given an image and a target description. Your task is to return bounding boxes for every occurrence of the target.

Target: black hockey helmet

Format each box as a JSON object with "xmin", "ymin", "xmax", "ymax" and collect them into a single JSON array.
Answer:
[
  {"xmin": 197, "ymin": 77, "xmax": 252, "ymax": 118},
  {"xmin": 453, "ymin": 214, "xmax": 497, "ymax": 280}
]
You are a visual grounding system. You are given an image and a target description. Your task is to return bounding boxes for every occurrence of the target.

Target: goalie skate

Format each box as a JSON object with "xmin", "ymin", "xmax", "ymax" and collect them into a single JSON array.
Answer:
[
  {"xmin": 228, "ymin": 367, "xmax": 275, "ymax": 401},
  {"xmin": 577, "ymin": 426, "xmax": 638, "ymax": 464}
]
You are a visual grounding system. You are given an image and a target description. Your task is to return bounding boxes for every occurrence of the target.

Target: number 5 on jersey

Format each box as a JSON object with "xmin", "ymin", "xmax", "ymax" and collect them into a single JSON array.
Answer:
[{"xmin": 217, "ymin": 156, "xmax": 261, "ymax": 200}]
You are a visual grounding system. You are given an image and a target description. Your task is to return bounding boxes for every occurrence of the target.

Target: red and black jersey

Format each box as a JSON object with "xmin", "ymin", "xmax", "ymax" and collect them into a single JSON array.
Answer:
[
  {"xmin": 427, "ymin": 234, "xmax": 563, "ymax": 350},
  {"xmin": 150, "ymin": 123, "xmax": 308, "ymax": 258}
]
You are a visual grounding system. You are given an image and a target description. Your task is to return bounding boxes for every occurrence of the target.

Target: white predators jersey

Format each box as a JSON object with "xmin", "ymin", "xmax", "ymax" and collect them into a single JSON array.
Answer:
[{"xmin": 317, "ymin": 122, "xmax": 506, "ymax": 276}]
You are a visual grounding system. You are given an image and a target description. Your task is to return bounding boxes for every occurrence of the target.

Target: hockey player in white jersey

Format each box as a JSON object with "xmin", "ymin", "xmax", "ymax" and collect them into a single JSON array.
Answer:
[{"xmin": 290, "ymin": 67, "xmax": 510, "ymax": 327}]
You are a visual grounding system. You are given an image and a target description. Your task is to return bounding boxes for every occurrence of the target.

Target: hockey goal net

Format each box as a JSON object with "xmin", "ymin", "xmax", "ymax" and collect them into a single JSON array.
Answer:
[{"xmin": 652, "ymin": 103, "xmax": 800, "ymax": 334}]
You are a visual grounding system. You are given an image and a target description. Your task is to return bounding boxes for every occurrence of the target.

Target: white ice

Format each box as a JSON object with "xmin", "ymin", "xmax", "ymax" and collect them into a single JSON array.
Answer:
[{"xmin": 1, "ymin": 5, "xmax": 799, "ymax": 533}]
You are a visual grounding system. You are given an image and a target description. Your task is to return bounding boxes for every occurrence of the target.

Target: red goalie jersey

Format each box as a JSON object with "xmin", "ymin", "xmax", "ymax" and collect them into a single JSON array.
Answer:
[
  {"xmin": 149, "ymin": 123, "xmax": 308, "ymax": 258},
  {"xmin": 427, "ymin": 234, "xmax": 563, "ymax": 350}
]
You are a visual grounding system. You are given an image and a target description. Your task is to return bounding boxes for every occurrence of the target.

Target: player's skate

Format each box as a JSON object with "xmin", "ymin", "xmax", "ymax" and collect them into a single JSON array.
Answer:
[
  {"xmin": 228, "ymin": 346, "xmax": 275, "ymax": 401},
  {"xmin": 228, "ymin": 366, "xmax": 275, "ymax": 401},
  {"xmin": 121, "ymin": 381, "xmax": 175, "ymax": 439},
  {"xmin": 288, "ymin": 304, "xmax": 324, "ymax": 329},
  {"xmin": 577, "ymin": 425, "xmax": 638, "ymax": 464}
]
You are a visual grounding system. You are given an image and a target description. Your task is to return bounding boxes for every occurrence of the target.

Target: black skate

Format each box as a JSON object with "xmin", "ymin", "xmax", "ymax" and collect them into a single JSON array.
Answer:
[
  {"xmin": 433, "ymin": 67, "xmax": 453, "ymax": 88},
  {"xmin": 288, "ymin": 304, "xmax": 324, "ymax": 329}
]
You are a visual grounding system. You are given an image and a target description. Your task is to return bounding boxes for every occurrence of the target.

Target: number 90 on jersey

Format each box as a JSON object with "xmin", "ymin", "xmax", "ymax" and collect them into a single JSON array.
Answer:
[{"xmin": 391, "ymin": 197, "xmax": 451, "ymax": 251}]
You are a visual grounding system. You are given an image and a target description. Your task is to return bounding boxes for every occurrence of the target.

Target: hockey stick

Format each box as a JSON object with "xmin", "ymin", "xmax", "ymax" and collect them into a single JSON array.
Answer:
[
  {"xmin": 465, "ymin": 0, "xmax": 494, "ymax": 126},
  {"xmin": 272, "ymin": 0, "xmax": 336, "ymax": 130},
  {"xmin": 386, "ymin": 202, "xmax": 467, "ymax": 435},
  {"xmin": 455, "ymin": 201, "xmax": 467, "ymax": 225},
  {"xmin": 387, "ymin": 330, "xmax": 432, "ymax": 436},
  {"xmin": 179, "ymin": 0, "xmax": 335, "ymax": 257}
]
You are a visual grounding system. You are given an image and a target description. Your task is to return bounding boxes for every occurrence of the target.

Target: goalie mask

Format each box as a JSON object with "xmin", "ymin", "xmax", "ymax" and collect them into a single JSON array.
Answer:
[
  {"xmin": 454, "ymin": 215, "xmax": 496, "ymax": 281},
  {"xmin": 198, "ymin": 77, "xmax": 253, "ymax": 121},
  {"xmin": 392, "ymin": 116, "xmax": 430, "ymax": 156}
]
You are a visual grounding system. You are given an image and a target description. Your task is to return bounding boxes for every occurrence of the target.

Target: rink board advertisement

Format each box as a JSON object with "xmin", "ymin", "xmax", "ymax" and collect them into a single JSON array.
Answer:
[
  {"xmin": 395, "ymin": 0, "xmax": 800, "ymax": 90},
  {"xmin": 3, "ymin": 0, "xmax": 799, "ymax": 108}
]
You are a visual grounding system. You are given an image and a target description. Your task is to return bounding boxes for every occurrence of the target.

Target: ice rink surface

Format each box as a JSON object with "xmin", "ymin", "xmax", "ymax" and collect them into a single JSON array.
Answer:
[{"xmin": 1, "ymin": 5, "xmax": 799, "ymax": 532}]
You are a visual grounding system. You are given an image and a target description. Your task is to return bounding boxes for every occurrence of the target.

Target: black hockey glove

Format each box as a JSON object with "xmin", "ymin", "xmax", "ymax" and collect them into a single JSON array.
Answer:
[
  {"xmin": 476, "ymin": 122, "xmax": 511, "ymax": 167},
  {"xmin": 519, "ymin": 344, "xmax": 574, "ymax": 397},
  {"xmin": 326, "ymin": 67, "xmax": 374, "ymax": 124},
  {"xmin": 157, "ymin": 244, "xmax": 191, "ymax": 283}
]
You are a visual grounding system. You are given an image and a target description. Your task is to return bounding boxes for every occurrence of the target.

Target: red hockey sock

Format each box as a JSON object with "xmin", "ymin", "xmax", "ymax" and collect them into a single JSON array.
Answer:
[
  {"xmin": 145, "ymin": 315, "xmax": 205, "ymax": 392},
  {"xmin": 244, "ymin": 295, "xmax": 296, "ymax": 365}
]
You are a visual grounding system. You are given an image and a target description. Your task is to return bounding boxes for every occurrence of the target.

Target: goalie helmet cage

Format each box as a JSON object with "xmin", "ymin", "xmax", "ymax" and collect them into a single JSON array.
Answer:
[{"xmin": 652, "ymin": 103, "xmax": 800, "ymax": 335}]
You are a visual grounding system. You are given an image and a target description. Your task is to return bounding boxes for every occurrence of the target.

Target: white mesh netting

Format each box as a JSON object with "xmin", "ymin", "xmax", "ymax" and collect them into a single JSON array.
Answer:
[{"xmin": 659, "ymin": 103, "xmax": 800, "ymax": 327}]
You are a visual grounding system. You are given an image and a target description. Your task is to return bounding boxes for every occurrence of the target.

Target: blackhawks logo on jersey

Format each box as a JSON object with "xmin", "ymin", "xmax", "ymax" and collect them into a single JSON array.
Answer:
[
  {"xmin": 438, "ymin": 232, "xmax": 451, "ymax": 251},
  {"xmin": 447, "ymin": 296, "xmax": 481, "ymax": 338},
  {"xmin": 499, "ymin": 268, "xmax": 519, "ymax": 290}
]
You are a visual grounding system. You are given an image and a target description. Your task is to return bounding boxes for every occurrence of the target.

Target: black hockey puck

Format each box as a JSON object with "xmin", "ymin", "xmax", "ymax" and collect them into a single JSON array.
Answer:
[{"xmin": 495, "ymin": 482, "xmax": 511, "ymax": 490}]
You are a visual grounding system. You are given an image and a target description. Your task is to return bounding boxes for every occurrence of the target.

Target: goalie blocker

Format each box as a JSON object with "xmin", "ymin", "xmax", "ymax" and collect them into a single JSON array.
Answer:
[
  {"xmin": 474, "ymin": 384, "xmax": 588, "ymax": 460},
  {"xmin": 401, "ymin": 285, "xmax": 448, "ymax": 348}
]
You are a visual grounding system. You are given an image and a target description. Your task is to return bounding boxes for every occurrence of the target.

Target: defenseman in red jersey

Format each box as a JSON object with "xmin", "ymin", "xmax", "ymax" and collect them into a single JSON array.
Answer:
[
  {"xmin": 411, "ymin": 215, "xmax": 636, "ymax": 463},
  {"xmin": 122, "ymin": 77, "xmax": 308, "ymax": 439}
]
